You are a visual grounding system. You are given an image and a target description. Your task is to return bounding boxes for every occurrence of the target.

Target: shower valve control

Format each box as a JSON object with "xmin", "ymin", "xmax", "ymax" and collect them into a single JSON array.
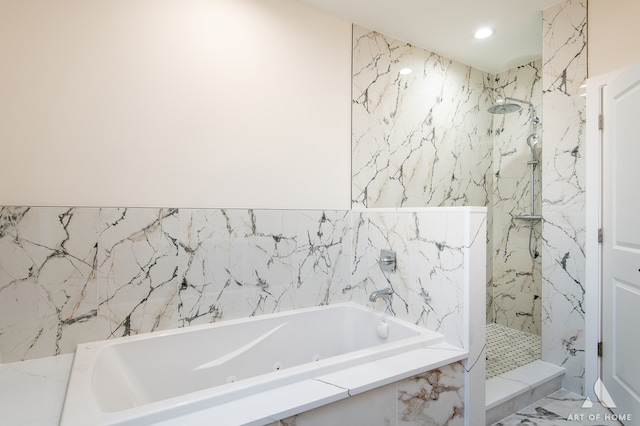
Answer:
[{"xmin": 379, "ymin": 249, "xmax": 396, "ymax": 272}]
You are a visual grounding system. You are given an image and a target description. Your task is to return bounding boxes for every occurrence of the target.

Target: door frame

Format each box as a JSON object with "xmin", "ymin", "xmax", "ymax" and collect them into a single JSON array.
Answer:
[{"xmin": 585, "ymin": 70, "xmax": 621, "ymax": 401}]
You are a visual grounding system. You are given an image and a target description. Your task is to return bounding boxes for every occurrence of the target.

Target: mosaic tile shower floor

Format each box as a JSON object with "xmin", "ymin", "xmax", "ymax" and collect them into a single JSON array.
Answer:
[{"xmin": 486, "ymin": 322, "xmax": 541, "ymax": 379}]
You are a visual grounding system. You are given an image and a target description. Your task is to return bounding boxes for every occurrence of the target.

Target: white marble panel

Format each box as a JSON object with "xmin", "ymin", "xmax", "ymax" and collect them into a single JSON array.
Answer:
[
  {"xmin": 493, "ymin": 389, "xmax": 622, "ymax": 425},
  {"xmin": 397, "ymin": 361, "xmax": 465, "ymax": 426},
  {"xmin": 540, "ymin": 94, "xmax": 587, "ymax": 213},
  {"xmin": 466, "ymin": 209, "xmax": 488, "ymax": 424},
  {"xmin": 350, "ymin": 209, "xmax": 472, "ymax": 349},
  {"xmin": 491, "ymin": 61, "xmax": 543, "ymax": 335},
  {"xmin": 349, "ymin": 24, "xmax": 546, "ymax": 342},
  {"xmin": 0, "ymin": 207, "xmax": 98, "ymax": 362},
  {"xmin": 541, "ymin": 0, "xmax": 587, "ymax": 395},
  {"xmin": 542, "ymin": 1, "xmax": 588, "ymax": 96},
  {"xmin": 405, "ymin": 211, "xmax": 466, "ymax": 347},
  {"xmin": 288, "ymin": 210, "xmax": 352, "ymax": 308},
  {"xmin": 96, "ymin": 208, "xmax": 179, "ymax": 338},
  {"xmin": 541, "ymin": 211, "xmax": 585, "ymax": 393},
  {"xmin": 240, "ymin": 209, "xmax": 297, "ymax": 316},
  {"xmin": 351, "ymin": 26, "xmax": 493, "ymax": 210},
  {"xmin": 178, "ymin": 209, "xmax": 250, "ymax": 325},
  {"xmin": 351, "ymin": 210, "xmax": 411, "ymax": 308}
]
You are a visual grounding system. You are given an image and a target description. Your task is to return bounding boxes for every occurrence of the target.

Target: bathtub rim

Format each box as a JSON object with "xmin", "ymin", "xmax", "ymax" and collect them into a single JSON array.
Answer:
[{"xmin": 71, "ymin": 302, "xmax": 432, "ymax": 349}]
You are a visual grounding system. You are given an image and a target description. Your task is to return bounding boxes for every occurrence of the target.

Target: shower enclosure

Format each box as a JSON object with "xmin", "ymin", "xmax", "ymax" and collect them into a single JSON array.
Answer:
[{"xmin": 486, "ymin": 88, "xmax": 543, "ymax": 379}]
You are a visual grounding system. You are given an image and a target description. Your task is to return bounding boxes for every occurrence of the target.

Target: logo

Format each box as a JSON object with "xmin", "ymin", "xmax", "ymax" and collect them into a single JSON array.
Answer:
[
  {"xmin": 581, "ymin": 378, "xmax": 616, "ymax": 408},
  {"xmin": 567, "ymin": 379, "xmax": 631, "ymax": 423}
]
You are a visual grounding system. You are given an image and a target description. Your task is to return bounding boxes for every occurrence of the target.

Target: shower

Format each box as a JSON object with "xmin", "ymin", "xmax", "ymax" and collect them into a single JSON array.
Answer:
[
  {"xmin": 489, "ymin": 96, "xmax": 541, "ymax": 261},
  {"xmin": 487, "ymin": 97, "xmax": 523, "ymax": 114}
]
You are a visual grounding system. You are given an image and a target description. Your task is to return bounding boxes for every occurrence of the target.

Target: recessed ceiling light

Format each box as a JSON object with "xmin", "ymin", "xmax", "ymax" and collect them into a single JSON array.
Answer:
[
  {"xmin": 474, "ymin": 27, "xmax": 494, "ymax": 39},
  {"xmin": 399, "ymin": 68, "xmax": 412, "ymax": 75}
]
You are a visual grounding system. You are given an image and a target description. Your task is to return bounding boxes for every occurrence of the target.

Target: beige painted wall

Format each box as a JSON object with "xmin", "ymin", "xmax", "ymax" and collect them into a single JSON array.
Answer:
[
  {"xmin": 588, "ymin": 0, "xmax": 640, "ymax": 77},
  {"xmin": 0, "ymin": 0, "xmax": 352, "ymax": 209}
]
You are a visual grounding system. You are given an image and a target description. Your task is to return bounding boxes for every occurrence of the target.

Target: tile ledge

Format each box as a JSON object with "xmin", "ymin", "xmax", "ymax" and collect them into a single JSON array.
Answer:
[{"xmin": 486, "ymin": 360, "xmax": 565, "ymax": 409}]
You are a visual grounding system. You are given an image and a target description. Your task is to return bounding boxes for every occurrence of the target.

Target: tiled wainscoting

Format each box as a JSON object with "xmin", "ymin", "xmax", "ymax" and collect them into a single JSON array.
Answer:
[{"xmin": 0, "ymin": 206, "xmax": 485, "ymax": 365}]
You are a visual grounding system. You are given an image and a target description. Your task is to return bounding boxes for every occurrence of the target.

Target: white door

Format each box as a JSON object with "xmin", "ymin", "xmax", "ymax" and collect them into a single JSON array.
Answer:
[{"xmin": 602, "ymin": 59, "xmax": 640, "ymax": 422}]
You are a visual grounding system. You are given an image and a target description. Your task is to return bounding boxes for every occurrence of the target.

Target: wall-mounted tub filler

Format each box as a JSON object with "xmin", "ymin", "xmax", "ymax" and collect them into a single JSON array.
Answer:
[
  {"xmin": 369, "ymin": 287, "xmax": 393, "ymax": 303},
  {"xmin": 378, "ymin": 249, "xmax": 396, "ymax": 272}
]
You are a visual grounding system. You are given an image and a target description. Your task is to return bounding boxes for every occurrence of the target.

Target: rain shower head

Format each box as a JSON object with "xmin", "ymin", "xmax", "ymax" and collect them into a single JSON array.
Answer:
[{"xmin": 488, "ymin": 98, "xmax": 521, "ymax": 114}]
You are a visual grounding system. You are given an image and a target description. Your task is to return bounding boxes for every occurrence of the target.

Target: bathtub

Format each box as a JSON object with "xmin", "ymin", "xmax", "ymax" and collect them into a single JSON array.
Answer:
[{"xmin": 60, "ymin": 302, "xmax": 466, "ymax": 425}]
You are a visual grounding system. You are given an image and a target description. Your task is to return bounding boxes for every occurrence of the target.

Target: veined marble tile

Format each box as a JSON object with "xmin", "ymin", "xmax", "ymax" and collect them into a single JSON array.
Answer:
[
  {"xmin": 491, "ymin": 61, "xmax": 543, "ymax": 335},
  {"xmin": 240, "ymin": 209, "xmax": 297, "ymax": 316},
  {"xmin": 0, "ymin": 205, "xmax": 483, "ymax": 364},
  {"xmin": 178, "ymin": 209, "xmax": 354, "ymax": 324},
  {"xmin": 541, "ymin": 0, "xmax": 587, "ymax": 395},
  {"xmin": 541, "ymin": 0, "xmax": 586, "ymax": 217},
  {"xmin": 493, "ymin": 389, "xmax": 622, "ymax": 425},
  {"xmin": 0, "ymin": 207, "xmax": 98, "ymax": 362},
  {"xmin": 541, "ymin": 211, "xmax": 585, "ymax": 394},
  {"xmin": 348, "ymin": 210, "xmax": 407, "ymax": 307},
  {"xmin": 542, "ymin": 1, "xmax": 587, "ymax": 96},
  {"xmin": 289, "ymin": 210, "xmax": 352, "ymax": 308},
  {"xmin": 487, "ymin": 278, "xmax": 495, "ymax": 324},
  {"xmin": 96, "ymin": 208, "xmax": 179, "ymax": 339},
  {"xmin": 491, "ymin": 216, "xmax": 541, "ymax": 335},
  {"xmin": 541, "ymin": 94, "xmax": 586, "ymax": 213},
  {"xmin": 350, "ymin": 24, "xmax": 545, "ymax": 342},
  {"xmin": 541, "ymin": 212, "xmax": 585, "ymax": 318},
  {"xmin": 405, "ymin": 211, "xmax": 466, "ymax": 347},
  {"xmin": 351, "ymin": 26, "xmax": 493, "ymax": 210},
  {"xmin": 350, "ymin": 210, "xmax": 469, "ymax": 349},
  {"xmin": 493, "ymin": 289, "xmax": 541, "ymax": 335},
  {"xmin": 177, "ymin": 209, "xmax": 247, "ymax": 325},
  {"xmin": 397, "ymin": 361, "xmax": 465, "ymax": 426}
]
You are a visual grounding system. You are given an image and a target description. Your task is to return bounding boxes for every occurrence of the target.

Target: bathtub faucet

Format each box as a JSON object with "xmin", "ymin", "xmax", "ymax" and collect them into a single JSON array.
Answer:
[{"xmin": 369, "ymin": 287, "xmax": 393, "ymax": 303}]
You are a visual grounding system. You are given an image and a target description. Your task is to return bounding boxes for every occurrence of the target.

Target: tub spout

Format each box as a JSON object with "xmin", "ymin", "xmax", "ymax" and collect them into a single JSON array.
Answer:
[{"xmin": 369, "ymin": 288, "xmax": 393, "ymax": 302}]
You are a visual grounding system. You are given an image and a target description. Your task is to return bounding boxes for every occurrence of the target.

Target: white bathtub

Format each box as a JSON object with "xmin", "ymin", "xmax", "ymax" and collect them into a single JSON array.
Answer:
[{"xmin": 60, "ymin": 302, "xmax": 465, "ymax": 425}]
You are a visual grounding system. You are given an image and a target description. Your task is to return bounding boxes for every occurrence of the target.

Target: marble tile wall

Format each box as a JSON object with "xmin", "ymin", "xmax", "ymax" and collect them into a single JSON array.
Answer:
[
  {"xmin": 0, "ymin": 206, "xmax": 484, "ymax": 365},
  {"xmin": 491, "ymin": 61, "xmax": 543, "ymax": 335},
  {"xmin": 349, "ymin": 208, "xmax": 479, "ymax": 349},
  {"xmin": 177, "ymin": 209, "xmax": 353, "ymax": 325},
  {"xmin": 0, "ymin": 207, "xmax": 99, "ymax": 362},
  {"xmin": 349, "ymin": 11, "xmax": 589, "ymax": 397},
  {"xmin": 351, "ymin": 25, "xmax": 495, "ymax": 333},
  {"xmin": 350, "ymin": 25, "xmax": 544, "ymax": 336},
  {"xmin": 351, "ymin": 26, "xmax": 494, "ymax": 210},
  {"xmin": 541, "ymin": 0, "xmax": 588, "ymax": 395}
]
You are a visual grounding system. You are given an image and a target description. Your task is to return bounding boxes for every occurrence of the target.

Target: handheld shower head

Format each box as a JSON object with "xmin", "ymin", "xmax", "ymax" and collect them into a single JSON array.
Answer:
[{"xmin": 526, "ymin": 133, "xmax": 540, "ymax": 162}]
